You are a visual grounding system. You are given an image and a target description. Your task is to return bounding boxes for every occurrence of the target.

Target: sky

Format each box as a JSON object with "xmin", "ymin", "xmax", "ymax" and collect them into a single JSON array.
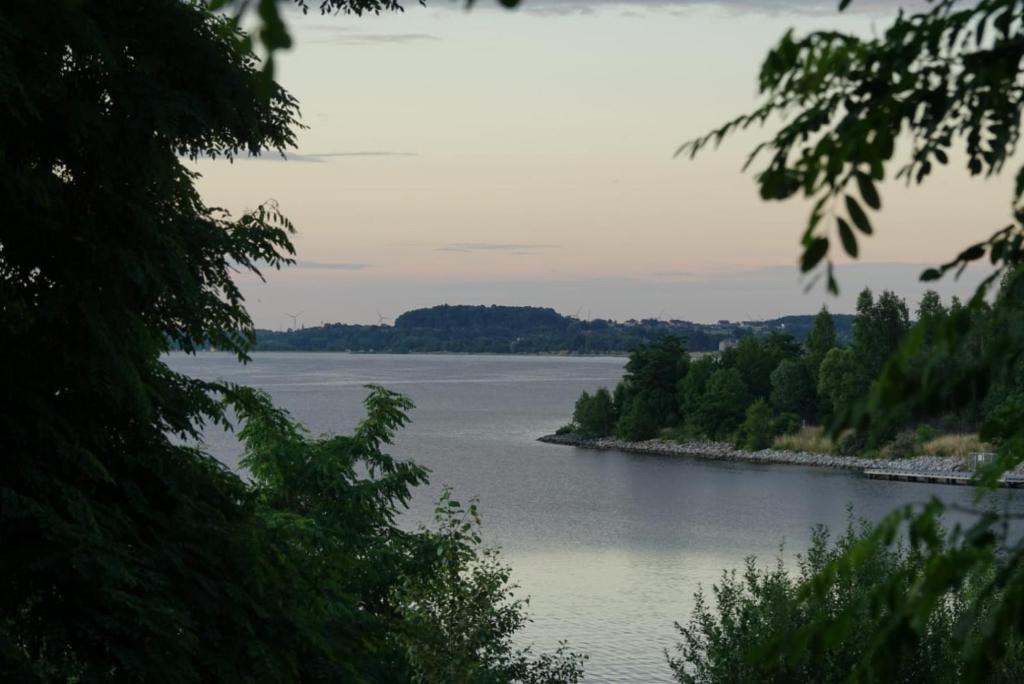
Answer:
[{"xmin": 193, "ymin": 0, "xmax": 1005, "ymax": 330}]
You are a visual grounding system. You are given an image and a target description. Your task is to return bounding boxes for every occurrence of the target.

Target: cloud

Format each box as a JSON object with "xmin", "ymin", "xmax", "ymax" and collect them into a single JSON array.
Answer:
[
  {"xmin": 244, "ymin": 151, "xmax": 419, "ymax": 163},
  {"xmin": 331, "ymin": 33, "xmax": 440, "ymax": 44},
  {"xmin": 652, "ymin": 270, "xmax": 695, "ymax": 277},
  {"xmin": 300, "ymin": 22, "xmax": 441, "ymax": 44},
  {"xmin": 485, "ymin": 0, "xmax": 925, "ymax": 17},
  {"xmin": 294, "ymin": 260, "xmax": 370, "ymax": 271},
  {"xmin": 436, "ymin": 242, "xmax": 561, "ymax": 254}
]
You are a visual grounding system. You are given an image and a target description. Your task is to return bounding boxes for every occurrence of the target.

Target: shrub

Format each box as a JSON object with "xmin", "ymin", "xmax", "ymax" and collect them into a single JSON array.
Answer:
[
  {"xmin": 398, "ymin": 489, "xmax": 586, "ymax": 683},
  {"xmin": 883, "ymin": 429, "xmax": 919, "ymax": 459},
  {"xmin": 668, "ymin": 521, "xmax": 1024, "ymax": 684},
  {"xmin": 772, "ymin": 412, "xmax": 802, "ymax": 437},
  {"xmin": 916, "ymin": 423, "xmax": 939, "ymax": 445}
]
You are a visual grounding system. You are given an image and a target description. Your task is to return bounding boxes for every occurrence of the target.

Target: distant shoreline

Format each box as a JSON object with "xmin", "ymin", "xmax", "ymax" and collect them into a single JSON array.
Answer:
[
  {"xmin": 538, "ymin": 433, "xmax": 1024, "ymax": 487},
  {"xmin": 188, "ymin": 349, "xmax": 633, "ymax": 358}
]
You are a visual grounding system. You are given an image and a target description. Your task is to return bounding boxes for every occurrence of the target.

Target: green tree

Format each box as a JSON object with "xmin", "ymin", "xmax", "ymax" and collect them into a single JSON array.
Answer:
[
  {"xmin": 678, "ymin": 355, "xmax": 718, "ymax": 424},
  {"xmin": 616, "ymin": 392, "xmax": 663, "ymax": 441},
  {"xmin": 917, "ymin": 290, "xmax": 947, "ymax": 322},
  {"xmin": 693, "ymin": 368, "xmax": 751, "ymax": 439},
  {"xmin": 724, "ymin": 332, "xmax": 801, "ymax": 400},
  {"xmin": 1, "ymin": 2, "xmax": 581, "ymax": 681},
  {"xmin": 682, "ymin": 0, "xmax": 1024, "ymax": 675},
  {"xmin": 817, "ymin": 347, "xmax": 860, "ymax": 422},
  {"xmin": 736, "ymin": 398, "xmax": 776, "ymax": 451},
  {"xmin": 769, "ymin": 358, "xmax": 817, "ymax": 422},
  {"xmin": 573, "ymin": 388, "xmax": 616, "ymax": 438},
  {"xmin": 855, "ymin": 290, "xmax": 910, "ymax": 374},
  {"xmin": 621, "ymin": 335, "xmax": 690, "ymax": 426},
  {"xmin": 1, "ymin": 2, "xmax": 303, "ymax": 679},
  {"xmin": 804, "ymin": 306, "xmax": 838, "ymax": 389}
]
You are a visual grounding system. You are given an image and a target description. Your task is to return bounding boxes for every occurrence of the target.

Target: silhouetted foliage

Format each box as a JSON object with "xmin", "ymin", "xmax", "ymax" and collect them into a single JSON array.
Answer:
[
  {"xmin": 0, "ymin": 2, "xmax": 584, "ymax": 680},
  {"xmin": 668, "ymin": 521, "xmax": 1024, "ymax": 684},
  {"xmin": 683, "ymin": 0, "xmax": 1024, "ymax": 676}
]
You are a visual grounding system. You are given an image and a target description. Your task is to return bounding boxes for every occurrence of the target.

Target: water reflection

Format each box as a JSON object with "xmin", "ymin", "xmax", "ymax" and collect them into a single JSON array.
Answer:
[{"xmin": 168, "ymin": 352, "xmax": 1024, "ymax": 683}]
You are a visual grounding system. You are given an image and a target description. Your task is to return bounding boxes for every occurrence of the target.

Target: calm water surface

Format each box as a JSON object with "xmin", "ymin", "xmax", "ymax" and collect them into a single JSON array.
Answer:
[{"xmin": 168, "ymin": 352, "xmax": 1024, "ymax": 683}]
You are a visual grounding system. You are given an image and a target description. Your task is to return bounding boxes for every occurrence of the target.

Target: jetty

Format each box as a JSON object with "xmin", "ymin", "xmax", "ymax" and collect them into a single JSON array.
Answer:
[{"xmin": 863, "ymin": 468, "xmax": 1024, "ymax": 488}]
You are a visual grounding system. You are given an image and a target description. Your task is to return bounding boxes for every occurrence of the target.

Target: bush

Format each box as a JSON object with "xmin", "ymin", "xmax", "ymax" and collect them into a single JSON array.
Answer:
[
  {"xmin": 916, "ymin": 423, "xmax": 939, "ymax": 445},
  {"xmin": 736, "ymin": 399, "xmax": 775, "ymax": 451},
  {"xmin": 883, "ymin": 429, "xmax": 919, "ymax": 459},
  {"xmin": 772, "ymin": 412, "xmax": 802, "ymax": 436},
  {"xmin": 837, "ymin": 429, "xmax": 868, "ymax": 456},
  {"xmin": 668, "ymin": 521, "xmax": 1024, "ymax": 684},
  {"xmin": 398, "ymin": 489, "xmax": 586, "ymax": 683}
]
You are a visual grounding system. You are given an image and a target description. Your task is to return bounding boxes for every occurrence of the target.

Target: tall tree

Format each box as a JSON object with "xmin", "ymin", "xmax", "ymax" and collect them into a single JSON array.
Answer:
[
  {"xmin": 1, "ymin": 2, "xmax": 583, "ymax": 681},
  {"xmin": 804, "ymin": 306, "xmax": 838, "ymax": 388},
  {"xmin": 692, "ymin": 368, "xmax": 751, "ymax": 439},
  {"xmin": 724, "ymin": 332, "xmax": 801, "ymax": 401},
  {"xmin": 770, "ymin": 358, "xmax": 817, "ymax": 422},
  {"xmin": 917, "ymin": 290, "xmax": 947, "ymax": 322},
  {"xmin": 621, "ymin": 335, "xmax": 690, "ymax": 426},
  {"xmin": 1, "ymin": 2, "xmax": 303, "ymax": 679}
]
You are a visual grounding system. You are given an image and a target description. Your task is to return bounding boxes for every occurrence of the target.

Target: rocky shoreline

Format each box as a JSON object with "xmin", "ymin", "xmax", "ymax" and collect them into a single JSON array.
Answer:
[{"xmin": 537, "ymin": 433, "xmax": 1024, "ymax": 481}]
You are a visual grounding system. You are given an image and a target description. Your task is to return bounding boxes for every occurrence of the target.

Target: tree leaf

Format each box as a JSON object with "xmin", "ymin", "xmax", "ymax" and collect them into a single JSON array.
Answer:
[
  {"xmin": 856, "ymin": 172, "xmax": 881, "ymax": 210},
  {"xmin": 801, "ymin": 237, "xmax": 829, "ymax": 272},
  {"xmin": 845, "ymin": 195, "xmax": 873, "ymax": 235},
  {"xmin": 837, "ymin": 217, "xmax": 859, "ymax": 257}
]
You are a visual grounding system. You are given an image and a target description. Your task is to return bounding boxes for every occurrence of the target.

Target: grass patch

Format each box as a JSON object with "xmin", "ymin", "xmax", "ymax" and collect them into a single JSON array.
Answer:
[
  {"xmin": 921, "ymin": 433, "xmax": 991, "ymax": 457},
  {"xmin": 772, "ymin": 426, "xmax": 836, "ymax": 454}
]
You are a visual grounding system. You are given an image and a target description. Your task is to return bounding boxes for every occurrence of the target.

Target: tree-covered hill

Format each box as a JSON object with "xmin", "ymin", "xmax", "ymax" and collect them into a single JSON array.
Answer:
[{"xmin": 253, "ymin": 304, "xmax": 854, "ymax": 354}]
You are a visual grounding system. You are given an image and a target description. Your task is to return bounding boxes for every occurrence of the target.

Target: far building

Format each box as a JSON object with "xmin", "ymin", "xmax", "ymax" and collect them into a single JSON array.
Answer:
[{"xmin": 718, "ymin": 338, "xmax": 737, "ymax": 352}]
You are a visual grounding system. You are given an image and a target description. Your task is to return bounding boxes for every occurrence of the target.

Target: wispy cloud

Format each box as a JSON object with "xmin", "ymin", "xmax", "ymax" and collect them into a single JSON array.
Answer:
[
  {"xmin": 245, "ymin": 151, "xmax": 419, "ymax": 163},
  {"xmin": 436, "ymin": 242, "xmax": 561, "ymax": 255},
  {"xmin": 294, "ymin": 261, "xmax": 369, "ymax": 271},
  {"xmin": 301, "ymin": 23, "xmax": 441, "ymax": 44},
  {"xmin": 505, "ymin": 0, "xmax": 924, "ymax": 17}
]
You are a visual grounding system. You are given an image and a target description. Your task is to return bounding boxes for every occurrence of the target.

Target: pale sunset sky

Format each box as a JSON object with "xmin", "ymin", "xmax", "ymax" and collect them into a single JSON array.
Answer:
[{"xmin": 194, "ymin": 0, "xmax": 1005, "ymax": 329}]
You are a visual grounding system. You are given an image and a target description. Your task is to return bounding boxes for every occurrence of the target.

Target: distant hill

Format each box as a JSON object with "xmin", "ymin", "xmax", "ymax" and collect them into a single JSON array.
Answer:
[{"xmin": 253, "ymin": 304, "xmax": 853, "ymax": 354}]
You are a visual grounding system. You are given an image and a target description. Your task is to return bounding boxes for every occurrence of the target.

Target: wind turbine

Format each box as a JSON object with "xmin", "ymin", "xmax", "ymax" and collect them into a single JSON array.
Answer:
[
  {"xmin": 376, "ymin": 309, "xmax": 393, "ymax": 325},
  {"xmin": 285, "ymin": 310, "xmax": 304, "ymax": 330}
]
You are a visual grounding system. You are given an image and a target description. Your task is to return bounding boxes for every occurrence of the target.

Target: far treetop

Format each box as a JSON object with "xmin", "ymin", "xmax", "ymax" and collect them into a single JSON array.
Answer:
[{"xmin": 254, "ymin": 304, "xmax": 855, "ymax": 355}]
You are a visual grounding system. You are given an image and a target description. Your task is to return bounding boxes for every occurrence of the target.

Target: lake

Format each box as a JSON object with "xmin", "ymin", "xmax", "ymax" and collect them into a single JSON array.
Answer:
[{"xmin": 167, "ymin": 351, "xmax": 1024, "ymax": 683}]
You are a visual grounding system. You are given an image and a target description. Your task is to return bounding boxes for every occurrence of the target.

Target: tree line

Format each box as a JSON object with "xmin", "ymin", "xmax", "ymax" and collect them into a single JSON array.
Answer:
[
  {"xmin": 253, "ymin": 304, "xmax": 853, "ymax": 354},
  {"xmin": 568, "ymin": 286, "xmax": 1019, "ymax": 455}
]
